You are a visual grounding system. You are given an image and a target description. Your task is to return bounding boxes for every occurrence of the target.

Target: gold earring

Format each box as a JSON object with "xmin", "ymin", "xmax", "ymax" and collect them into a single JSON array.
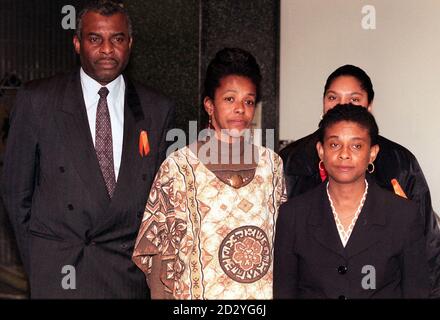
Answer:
[
  {"xmin": 367, "ymin": 162, "xmax": 375, "ymax": 173},
  {"xmin": 319, "ymin": 160, "xmax": 325, "ymax": 171}
]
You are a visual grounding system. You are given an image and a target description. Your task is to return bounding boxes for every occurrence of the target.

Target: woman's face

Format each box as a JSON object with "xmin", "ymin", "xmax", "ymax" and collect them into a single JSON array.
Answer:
[
  {"xmin": 204, "ymin": 75, "xmax": 256, "ymax": 142},
  {"xmin": 316, "ymin": 121, "xmax": 379, "ymax": 185},
  {"xmin": 323, "ymin": 76, "xmax": 371, "ymax": 113}
]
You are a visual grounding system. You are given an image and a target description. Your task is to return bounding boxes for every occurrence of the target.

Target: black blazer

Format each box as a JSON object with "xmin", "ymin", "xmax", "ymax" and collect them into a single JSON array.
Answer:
[
  {"xmin": 274, "ymin": 179, "xmax": 430, "ymax": 299},
  {"xmin": 1, "ymin": 70, "xmax": 175, "ymax": 298},
  {"xmin": 279, "ymin": 130, "xmax": 440, "ymax": 297}
]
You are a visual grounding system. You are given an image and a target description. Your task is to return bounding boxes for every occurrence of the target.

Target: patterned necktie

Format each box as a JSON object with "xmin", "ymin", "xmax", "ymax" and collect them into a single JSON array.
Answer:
[{"xmin": 95, "ymin": 87, "xmax": 116, "ymax": 198}]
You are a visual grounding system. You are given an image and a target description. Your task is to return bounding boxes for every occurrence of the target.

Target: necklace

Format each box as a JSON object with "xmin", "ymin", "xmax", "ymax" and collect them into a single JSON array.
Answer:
[
  {"xmin": 326, "ymin": 179, "xmax": 368, "ymax": 247},
  {"xmin": 227, "ymin": 174, "xmax": 252, "ymax": 188}
]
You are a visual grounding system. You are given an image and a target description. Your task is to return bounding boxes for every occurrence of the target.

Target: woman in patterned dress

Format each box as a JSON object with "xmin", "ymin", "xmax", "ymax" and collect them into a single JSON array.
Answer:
[{"xmin": 132, "ymin": 48, "xmax": 287, "ymax": 299}]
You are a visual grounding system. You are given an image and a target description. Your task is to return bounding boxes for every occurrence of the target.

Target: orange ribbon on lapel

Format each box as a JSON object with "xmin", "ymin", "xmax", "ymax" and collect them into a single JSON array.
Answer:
[
  {"xmin": 391, "ymin": 178, "xmax": 407, "ymax": 199},
  {"xmin": 139, "ymin": 130, "xmax": 150, "ymax": 157}
]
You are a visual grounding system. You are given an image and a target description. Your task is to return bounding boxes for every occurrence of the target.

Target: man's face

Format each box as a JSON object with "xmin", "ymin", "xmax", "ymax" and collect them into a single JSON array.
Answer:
[{"xmin": 73, "ymin": 12, "xmax": 132, "ymax": 85}]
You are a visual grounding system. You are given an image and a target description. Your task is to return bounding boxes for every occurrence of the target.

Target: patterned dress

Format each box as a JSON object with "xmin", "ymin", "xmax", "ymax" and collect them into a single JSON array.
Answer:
[{"xmin": 132, "ymin": 145, "xmax": 287, "ymax": 299}]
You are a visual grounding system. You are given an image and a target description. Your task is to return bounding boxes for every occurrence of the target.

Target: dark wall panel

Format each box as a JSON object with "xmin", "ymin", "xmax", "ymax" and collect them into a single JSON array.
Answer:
[
  {"xmin": 201, "ymin": 0, "xmax": 280, "ymax": 148},
  {"xmin": 126, "ymin": 0, "xmax": 201, "ymax": 137},
  {"xmin": 126, "ymin": 0, "xmax": 280, "ymax": 146},
  {"xmin": 0, "ymin": 0, "xmax": 85, "ymax": 83}
]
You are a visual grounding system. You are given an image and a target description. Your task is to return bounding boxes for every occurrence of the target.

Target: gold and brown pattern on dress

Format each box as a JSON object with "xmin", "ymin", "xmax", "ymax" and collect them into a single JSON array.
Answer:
[
  {"xmin": 133, "ymin": 146, "xmax": 287, "ymax": 300},
  {"xmin": 273, "ymin": 153, "xmax": 288, "ymax": 207},
  {"xmin": 237, "ymin": 198, "xmax": 254, "ymax": 212},
  {"xmin": 218, "ymin": 225, "xmax": 271, "ymax": 283},
  {"xmin": 174, "ymin": 151, "xmax": 206, "ymax": 299},
  {"xmin": 132, "ymin": 160, "xmax": 188, "ymax": 296}
]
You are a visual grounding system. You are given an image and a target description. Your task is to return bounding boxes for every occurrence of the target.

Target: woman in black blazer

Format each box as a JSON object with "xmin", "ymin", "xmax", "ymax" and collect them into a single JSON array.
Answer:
[{"xmin": 274, "ymin": 104, "xmax": 430, "ymax": 299}]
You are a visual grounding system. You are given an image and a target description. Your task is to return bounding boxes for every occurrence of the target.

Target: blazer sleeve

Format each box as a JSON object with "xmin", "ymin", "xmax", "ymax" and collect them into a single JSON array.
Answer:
[
  {"xmin": 401, "ymin": 204, "xmax": 431, "ymax": 298},
  {"xmin": 1, "ymin": 86, "xmax": 39, "ymax": 274},
  {"xmin": 273, "ymin": 202, "xmax": 298, "ymax": 299}
]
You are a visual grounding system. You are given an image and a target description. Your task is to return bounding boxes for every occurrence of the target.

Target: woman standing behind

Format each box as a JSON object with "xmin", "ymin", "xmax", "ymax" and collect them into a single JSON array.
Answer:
[
  {"xmin": 274, "ymin": 104, "xmax": 430, "ymax": 299},
  {"xmin": 133, "ymin": 48, "xmax": 286, "ymax": 299}
]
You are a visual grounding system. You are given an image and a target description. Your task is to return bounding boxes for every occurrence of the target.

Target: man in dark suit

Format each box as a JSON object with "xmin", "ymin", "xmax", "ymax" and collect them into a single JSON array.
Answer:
[{"xmin": 0, "ymin": 1, "xmax": 175, "ymax": 298}]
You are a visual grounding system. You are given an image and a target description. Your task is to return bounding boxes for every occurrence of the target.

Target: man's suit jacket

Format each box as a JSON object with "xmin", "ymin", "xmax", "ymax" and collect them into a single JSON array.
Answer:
[
  {"xmin": 1, "ymin": 70, "xmax": 175, "ymax": 298},
  {"xmin": 274, "ymin": 179, "xmax": 430, "ymax": 299}
]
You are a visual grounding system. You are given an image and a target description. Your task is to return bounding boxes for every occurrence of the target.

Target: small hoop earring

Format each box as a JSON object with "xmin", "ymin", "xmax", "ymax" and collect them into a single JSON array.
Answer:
[
  {"xmin": 319, "ymin": 160, "xmax": 325, "ymax": 171},
  {"xmin": 367, "ymin": 162, "xmax": 375, "ymax": 174}
]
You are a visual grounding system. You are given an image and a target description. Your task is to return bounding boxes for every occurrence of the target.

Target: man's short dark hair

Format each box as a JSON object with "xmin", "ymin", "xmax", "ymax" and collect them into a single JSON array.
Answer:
[
  {"xmin": 76, "ymin": 0, "xmax": 133, "ymax": 40},
  {"xmin": 318, "ymin": 104, "xmax": 379, "ymax": 145}
]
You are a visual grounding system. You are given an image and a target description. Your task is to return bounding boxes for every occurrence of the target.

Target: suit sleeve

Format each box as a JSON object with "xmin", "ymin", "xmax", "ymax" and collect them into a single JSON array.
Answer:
[
  {"xmin": 401, "ymin": 205, "xmax": 430, "ymax": 298},
  {"xmin": 273, "ymin": 202, "xmax": 298, "ymax": 299},
  {"xmin": 1, "ymin": 86, "xmax": 38, "ymax": 274}
]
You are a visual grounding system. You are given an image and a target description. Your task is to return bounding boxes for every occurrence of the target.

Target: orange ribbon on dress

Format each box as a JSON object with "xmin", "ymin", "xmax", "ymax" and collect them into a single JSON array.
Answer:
[
  {"xmin": 391, "ymin": 178, "xmax": 407, "ymax": 199},
  {"xmin": 139, "ymin": 130, "xmax": 150, "ymax": 157}
]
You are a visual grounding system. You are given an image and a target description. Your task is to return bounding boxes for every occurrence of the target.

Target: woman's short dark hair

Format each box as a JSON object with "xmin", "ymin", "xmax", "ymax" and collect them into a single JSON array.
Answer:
[
  {"xmin": 323, "ymin": 65, "xmax": 374, "ymax": 105},
  {"xmin": 318, "ymin": 104, "xmax": 379, "ymax": 145},
  {"xmin": 203, "ymin": 48, "xmax": 262, "ymax": 102},
  {"xmin": 76, "ymin": 0, "xmax": 132, "ymax": 40}
]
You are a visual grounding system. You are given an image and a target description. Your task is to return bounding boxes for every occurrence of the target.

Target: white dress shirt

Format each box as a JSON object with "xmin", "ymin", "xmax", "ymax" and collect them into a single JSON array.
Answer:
[{"xmin": 80, "ymin": 68, "xmax": 125, "ymax": 181}]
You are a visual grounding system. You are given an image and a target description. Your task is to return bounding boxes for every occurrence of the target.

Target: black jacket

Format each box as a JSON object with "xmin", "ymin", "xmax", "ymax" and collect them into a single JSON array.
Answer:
[
  {"xmin": 280, "ymin": 130, "xmax": 440, "ymax": 297},
  {"xmin": 274, "ymin": 180, "xmax": 430, "ymax": 299},
  {"xmin": 0, "ymin": 70, "xmax": 175, "ymax": 298}
]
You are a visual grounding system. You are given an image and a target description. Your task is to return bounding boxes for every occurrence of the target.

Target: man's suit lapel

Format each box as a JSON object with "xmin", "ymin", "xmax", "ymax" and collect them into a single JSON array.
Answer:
[
  {"xmin": 344, "ymin": 180, "xmax": 387, "ymax": 258},
  {"xmin": 307, "ymin": 183, "xmax": 346, "ymax": 258},
  {"xmin": 111, "ymin": 77, "xmax": 151, "ymax": 203},
  {"xmin": 55, "ymin": 71, "xmax": 109, "ymax": 212},
  {"xmin": 56, "ymin": 72, "xmax": 156, "ymax": 233}
]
